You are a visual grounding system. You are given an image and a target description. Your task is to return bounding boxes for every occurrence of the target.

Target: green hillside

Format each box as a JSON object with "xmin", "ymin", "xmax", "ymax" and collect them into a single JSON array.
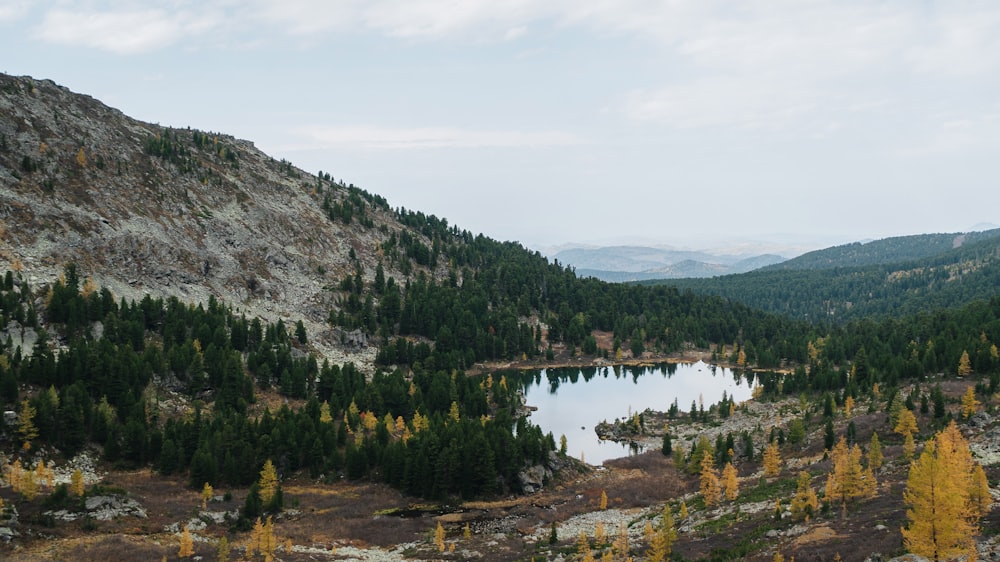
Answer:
[{"xmin": 653, "ymin": 232, "xmax": 1000, "ymax": 323}]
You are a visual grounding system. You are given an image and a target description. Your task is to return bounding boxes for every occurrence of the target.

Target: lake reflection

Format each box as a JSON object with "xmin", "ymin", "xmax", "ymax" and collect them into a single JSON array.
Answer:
[{"xmin": 514, "ymin": 361, "xmax": 755, "ymax": 465}]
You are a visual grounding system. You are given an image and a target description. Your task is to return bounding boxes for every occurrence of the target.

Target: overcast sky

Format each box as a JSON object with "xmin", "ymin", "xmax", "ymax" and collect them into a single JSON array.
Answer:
[{"xmin": 3, "ymin": 1, "xmax": 999, "ymax": 252}]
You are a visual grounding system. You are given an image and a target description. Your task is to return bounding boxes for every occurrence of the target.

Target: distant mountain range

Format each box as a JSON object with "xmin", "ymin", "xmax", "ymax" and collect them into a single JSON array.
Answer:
[
  {"xmin": 549, "ymin": 245, "xmax": 789, "ymax": 281},
  {"xmin": 652, "ymin": 228, "xmax": 1000, "ymax": 322}
]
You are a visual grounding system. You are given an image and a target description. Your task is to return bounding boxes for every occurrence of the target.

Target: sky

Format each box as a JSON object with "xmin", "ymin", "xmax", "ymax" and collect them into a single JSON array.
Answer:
[{"xmin": 3, "ymin": 1, "xmax": 999, "ymax": 253}]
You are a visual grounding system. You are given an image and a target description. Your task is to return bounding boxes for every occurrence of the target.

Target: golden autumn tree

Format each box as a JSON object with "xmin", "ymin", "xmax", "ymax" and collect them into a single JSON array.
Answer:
[
  {"xmin": 789, "ymin": 471, "xmax": 819, "ymax": 521},
  {"xmin": 319, "ymin": 401, "xmax": 333, "ymax": 424},
  {"xmin": 577, "ymin": 531, "xmax": 594, "ymax": 562},
  {"xmin": 17, "ymin": 398, "xmax": 39, "ymax": 451},
  {"xmin": 957, "ymin": 350, "xmax": 972, "ymax": 376},
  {"xmin": 825, "ymin": 436, "xmax": 876, "ymax": 516},
  {"xmin": 261, "ymin": 516, "xmax": 277, "ymax": 561},
  {"xmin": 20, "ymin": 469, "xmax": 37, "ymax": 500},
  {"xmin": 71, "ymin": 468, "xmax": 85, "ymax": 497},
  {"xmin": 612, "ymin": 523, "xmax": 629, "ymax": 560},
  {"xmin": 895, "ymin": 408, "xmax": 919, "ymax": 459},
  {"xmin": 202, "ymin": 482, "xmax": 214, "ymax": 510},
  {"xmin": 867, "ymin": 432, "xmax": 883, "ymax": 471},
  {"xmin": 434, "ymin": 522, "xmax": 446, "ymax": 552},
  {"xmin": 699, "ymin": 450, "xmax": 721, "ymax": 508},
  {"xmin": 248, "ymin": 517, "xmax": 264, "ymax": 558},
  {"xmin": 843, "ymin": 395, "xmax": 854, "ymax": 417},
  {"xmin": 599, "ymin": 489, "xmax": 608, "ymax": 510},
  {"xmin": 645, "ymin": 504, "xmax": 677, "ymax": 562},
  {"xmin": 257, "ymin": 459, "xmax": 279, "ymax": 508},
  {"xmin": 76, "ymin": 147, "xmax": 87, "ymax": 168},
  {"xmin": 763, "ymin": 440, "xmax": 782, "ymax": 478},
  {"xmin": 969, "ymin": 463, "xmax": 992, "ymax": 520},
  {"xmin": 961, "ymin": 386, "xmax": 980, "ymax": 419},
  {"xmin": 679, "ymin": 500, "xmax": 688, "ymax": 520},
  {"xmin": 722, "ymin": 462, "xmax": 739, "ymax": 501},
  {"xmin": 902, "ymin": 422, "xmax": 984, "ymax": 560},
  {"xmin": 217, "ymin": 536, "xmax": 230, "ymax": 562},
  {"xmin": 178, "ymin": 527, "xmax": 195, "ymax": 558}
]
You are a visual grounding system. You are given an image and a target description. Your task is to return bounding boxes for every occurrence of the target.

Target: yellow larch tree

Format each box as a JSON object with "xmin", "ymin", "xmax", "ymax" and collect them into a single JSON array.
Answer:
[
  {"xmin": 763, "ymin": 441, "xmax": 782, "ymax": 478},
  {"xmin": 6, "ymin": 459, "xmax": 23, "ymax": 492},
  {"xmin": 789, "ymin": 471, "xmax": 819, "ymax": 521},
  {"xmin": 843, "ymin": 395, "xmax": 854, "ymax": 417},
  {"xmin": 17, "ymin": 398, "xmax": 39, "ymax": 451},
  {"xmin": 600, "ymin": 489, "xmax": 608, "ymax": 510},
  {"xmin": 202, "ymin": 482, "xmax": 214, "ymax": 510},
  {"xmin": 961, "ymin": 386, "xmax": 980, "ymax": 419},
  {"xmin": 722, "ymin": 462, "xmax": 739, "ymax": 501},
  {"xmin": 612, "ymin": 523, "xmax": 629, "ymax": 560},
  {"xmin": 258, "ymin": 459, "xmax": 279, "ymax": 506},
  {"xmin": 969, "ymin": 464, "xmax": 992, "ymax": 520},
  {"xmin": 699, "ymin": 450, "xmax": 721, "ymax": 508},
  {"xmin": 71, "ymin": 468, "xmax": 85, "ymax": 497},
  {"xmin": 247, "ymin": 517, "xmax": 264, "ymax": 558},
  {"xmin": 825, "ymin": 436, "xmax": 876, "ymax": 517},
  {"xmin": 895, "ymin": 408, "xmax": 919, "ymax": 459},
  {"xmin": 34, "ymin": 461, "xmax": 49, "ymax": 491},
  {"xmin": 577, "ymin": 531, "xmax": 594, "ymax": 562},
  {"xmin": 76, "ymin": 147, "xmax": 87, "ymax": 168},
  {"xmin": 217, "ymin": 536, "xmax": 230, "ymax": 562},
  {"xmin": 957, "ymin": 350, "xmax": 972, "ymax": 376},
  {"xmin": 21, "ymin": 468, "xmax": 37, "ymax": 500},
  {"xmin": 902, "ymin": 422, "xmax": 984, "ymax": 560},
  {"xmin": 261, "ymin": 516, "xmax": 277, "ymax": 561},
  {"xmin": 645, "ymin": 505, "xmax": 677, "ymax": 562},
  {"xmin": 319, "ymin": 401, "xmax": 333, "ymax": 424},
  {"xmin": 867, "ymin": 432, "xmax": 883, "ymax": 471},
  {"xmin": 178, "ymin": 527, "xmax": 195, "ymax": 558},
  {"xmin": 678, "ymin": 500, "xmax": 689, "ymax": 520},
  {"xmin": 434, "ymin": 522, "xmax": 446, "ymax": 552}
]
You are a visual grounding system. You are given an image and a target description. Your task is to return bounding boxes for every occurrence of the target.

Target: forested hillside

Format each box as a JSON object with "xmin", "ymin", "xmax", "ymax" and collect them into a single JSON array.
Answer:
[
  {"xmin": 655, "ymin": 232, "xmax": 1000, "ymax": 323},
  {"xmin": 763, "ymin": 229, "xmax": 1000, "ymax": 271}
]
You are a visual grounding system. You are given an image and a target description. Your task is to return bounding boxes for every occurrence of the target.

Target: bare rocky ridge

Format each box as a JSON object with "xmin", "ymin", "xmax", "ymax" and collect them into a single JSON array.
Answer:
[{"xmin": 0, "ymin": 73, "xmax": 437, "ymax": 370}]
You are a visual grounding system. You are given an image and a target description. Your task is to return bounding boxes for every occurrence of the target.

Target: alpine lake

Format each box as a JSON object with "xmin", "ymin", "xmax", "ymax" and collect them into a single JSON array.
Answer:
[{"xmin": 510, "ymin": 361, "xmax": 757, "ymax": 465}]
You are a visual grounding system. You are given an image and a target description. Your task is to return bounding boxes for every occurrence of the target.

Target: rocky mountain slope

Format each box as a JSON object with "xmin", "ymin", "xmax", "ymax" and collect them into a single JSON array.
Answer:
[{"xmin": 0, "ymin": 73, "xmax": 440, "ymax": 366}]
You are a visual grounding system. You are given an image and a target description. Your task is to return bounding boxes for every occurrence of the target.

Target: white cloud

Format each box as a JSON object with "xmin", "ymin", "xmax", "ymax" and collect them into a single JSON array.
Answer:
[
  {"xmin": 0, "ymin": 0, "xmax": 34, "ymax": 23},
  {"xmin": 288, "ymin": 125, "xmax": 583, "ymax": 150},
  {"xmin": 32, "ymin": 8, "xmax": 221, "ymax": 54}
]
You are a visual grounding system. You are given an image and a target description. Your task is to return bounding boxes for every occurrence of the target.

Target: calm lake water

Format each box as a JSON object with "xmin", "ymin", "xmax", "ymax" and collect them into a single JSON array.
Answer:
[{"xmin": 515, "ymin": 361, "xmax": 756, "ymax": 465}]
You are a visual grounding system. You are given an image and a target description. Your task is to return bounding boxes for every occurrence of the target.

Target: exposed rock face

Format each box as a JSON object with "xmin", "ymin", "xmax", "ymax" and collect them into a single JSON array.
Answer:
[
  {"xmin": 84, "ymin": 495, "xmax": 147, "ymax": 520},
  {"xmin": 517, "ymin": 464, "xmax": 552, "ymax": 494},
  {"xmin": 0, "ymin": 73, "xmax": 447, "ymax": 371}
]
